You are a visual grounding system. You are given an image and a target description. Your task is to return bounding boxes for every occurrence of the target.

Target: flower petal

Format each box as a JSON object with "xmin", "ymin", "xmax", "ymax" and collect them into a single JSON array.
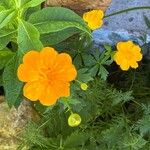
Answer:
[
  {"xmin": 53, "ymin": 81, "xmax": 70, "ymax": 97},
  {"xmin": 40, "ymin": 47, "xmax": 58, "ymax": 67},
  {"xmin": 83, "ymin": 10, "xmax": 104, "ymax": 30},
  {"xmin": 114, "ymin": 52, "xmax": 124, "ymax": 65},
  {"xmin": 39, "ymin": 85, "xmax": 58, "ymax": 106},
  {"xmin": 23, "ymin": 51, "xmax": 40, "ymax": 69},
  {"xmin": 54, "ymin": 53, "xmax": 77, "ymax": 81},
  {"xmin": 132, "ymin": 45, "xmax": 143, "ymax": 61},
  {"xmin": 17, "ymin": 64, "xmax": 39, "ymax": 82},
  {"xmin": 18, "ymin": 47, "xmax": 76, "ymax": 106},
  {"xmin": 130, "ymin": 62, "xmax": 138, "ymax": 69},
  {"xmin": 117, "ymin": 41, "xmax": 134, "ymax": 53},
  {"xmin": 23, "ymin": 81, "xmax": 42, "ymax": 101},
  {"xmin": 88, "ymin": 20, "xmax": 103, "ymax": 30},
  {"xmin": 120, "ymin": 59, "xmax": 130, "ymax": 71}
]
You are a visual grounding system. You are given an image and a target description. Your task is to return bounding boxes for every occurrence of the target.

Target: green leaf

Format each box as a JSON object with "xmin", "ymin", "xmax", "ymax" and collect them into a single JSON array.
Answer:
[
  {"xmin": 21, "ymin": 0, "xmax": 45, "ymax": 9},
  {"xmin": 144, "ymin": 15, "xmax": 150, "ymax": 29},
  {"xmin": 41, "ymin": 28, "xmax": 79, "ymax": 46},
  {"xmin": 89, "ymin": 65, "xmax": 99, "ymax": 77},
  {"xmin": 135, "ymin": 115, "xmax": 150, "ymax": 136},
  {"xmin": 28, "ymin": 7, "xmax": 86, "ymax": 26},
  {"xmin": 0, "ymin": 28, "xmax": 17, "ymax": 50},
  {"xmin": 21, "ymin": 121, "xmax": 49, "ymax": 148},
  {"xmin": 31, "ymin": 20, "xmax": 89, "ymax": 34},
  {"xmin": 0, "ymin": 9, "xmax": 16, "ymax": 29},
  {"xmin": 17, "ymin": 19, "xmax": 43, "ymax": 53},
  {"xmin": 112, "ymin": 91, "xmax": 134, "ymax": 106},
  {"xmin": 98, "ymin": 65, "xmax": 109, "ymax": 81},
  {"xmin": 3, "ymin": 19, "xmax": 43, "ymax": 107},
  {"xmin": 29, "ymin": 7, "xmax": 91, "ymax": 45},
  {"xmin": 3, "ymin": 54, "xmax": 23, "ymax": 107},
  {"xmin": 83, "ymin": 54, "xmax": 96, "ymax": 67},
  {"xmin": 0, "ymin": 6, "xmax": 5, "ymax": 11},
  {"xmin": 64, "ymin": 132, "xmax": 89, "ymax": 148},
  {"xmin": 77, "ymin": 68, "xmax": 93, "ymax": 82},
  {"xmin": 0, "ymin": 0, "xmax": 15, "ymax": 9},
  {"xmin": 24, "ymin": 4, "xmax": 41, "ymax": 20},
  {"xmin": 122, "ymin": 134, "xmax": 147, "ymax": 150},
  {"xmin": 0, "ymin": 75, "xmax": 3, "ymax": 86},
  {"xmin": 0, "ymin": 49, "xmax": 14, "ymax": 69},
  {"xmin": 28, "ymin": 7, "xmax": 91, "ymax": 36}
]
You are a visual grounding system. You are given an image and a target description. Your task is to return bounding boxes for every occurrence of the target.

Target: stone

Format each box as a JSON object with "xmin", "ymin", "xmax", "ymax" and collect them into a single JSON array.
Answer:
[
  {"xmin": 103, "ymin": 0, "xmax": 150, "ymax": 33},
  {"xmin": 45, "ymin": 0, "xmax": 112, "ymax": 14},
  {"xmin": 0, "ymin": 98, "xmax": 39, "ymax": 149},
  {"xmin": 93, "ymin": 0, "xmax": 150, "ymax": 58}
]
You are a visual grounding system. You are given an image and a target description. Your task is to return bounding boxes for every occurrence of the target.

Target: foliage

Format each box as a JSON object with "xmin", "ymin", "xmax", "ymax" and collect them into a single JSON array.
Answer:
[
  {"xmin": 0, "ymin": 1, "xmax": 150, "ymax": 150},
  {"xmin": 0, "ymin": 0, "xmax": 91, "ymax": 107},
  {"xmin": 18, "ymin": 63, "xmax": 150, "ymax": 150}
]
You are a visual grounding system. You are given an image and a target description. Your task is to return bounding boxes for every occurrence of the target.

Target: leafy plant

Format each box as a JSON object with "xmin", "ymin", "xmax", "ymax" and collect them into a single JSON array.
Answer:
[
  {"xmin": 0, "ymin": 0, "xmax": 91, "ymax": 107},
  {"xmin": 0, "ymin": 1, "xmax": 150, "ymax": 150}
]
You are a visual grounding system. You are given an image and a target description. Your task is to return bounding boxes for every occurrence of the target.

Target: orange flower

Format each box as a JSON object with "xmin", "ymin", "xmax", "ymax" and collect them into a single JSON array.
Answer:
[
  {"xmin": 114, "ymin": 41, "xmax": 143, "ymax": 71},
  {"xmin": 17, "ymin": 47, "xmax": 77, "ymax": 106},
  {"xmin": 83, "ymin": 9, "xmax": 104, "ymax": 30}
]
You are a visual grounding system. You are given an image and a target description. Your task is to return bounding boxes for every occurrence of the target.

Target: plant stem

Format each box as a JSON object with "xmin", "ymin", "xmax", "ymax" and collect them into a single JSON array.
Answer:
[
  {"xmin": 59, "ymin": 135, "xmax": 64, "ymax": 149},
  {"xmin": 104, "ymin": 6, "xmax": 150, "ymax": 18},
  {"xmin": 65, "ymin": 99, "xmax": 73, "ymax": 114}
]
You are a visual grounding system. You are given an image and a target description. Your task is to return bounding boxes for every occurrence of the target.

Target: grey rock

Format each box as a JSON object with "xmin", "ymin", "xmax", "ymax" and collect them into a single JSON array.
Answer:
[
  {"xmin": 93, "ymin": 29, "xmax": 150, "ymax": 46},
  {"xmin": 103, "ymin": 0, "xmax": 150, "ymax": 33},
  {"xmin": 92, "ymin": 0, "xmax": 150, "ymax": 58}
]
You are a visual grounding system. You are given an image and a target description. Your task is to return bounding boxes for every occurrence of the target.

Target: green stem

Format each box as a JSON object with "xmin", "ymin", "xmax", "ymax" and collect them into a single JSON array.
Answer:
[
  {"xmin": 64, "ymin": 98, "xmax": 73, "ymax": 114},
  {"xmin": 37, "ymin": 118, "xmax": 51, "ymax": 130},
  {"xmin": 104, "ymin": 6, "xmax": 150, "ymax": 18},
  {"xmin": 59, "ymin": 135, "xmax": 63, "ymax": 149}
]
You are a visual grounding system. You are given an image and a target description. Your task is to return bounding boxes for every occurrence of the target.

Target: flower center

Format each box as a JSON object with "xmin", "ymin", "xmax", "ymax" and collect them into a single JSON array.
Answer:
[
  {"xmin": 124, "ymin": 49, "xmax": 134, "ymax": 60},
  {"xmin": 39, "ymin": 66, "xmax": 59, "ymax": 84}
]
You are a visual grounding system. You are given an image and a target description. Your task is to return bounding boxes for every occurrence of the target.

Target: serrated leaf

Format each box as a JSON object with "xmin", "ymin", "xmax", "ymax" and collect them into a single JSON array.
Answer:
[
  {"xmin": 89, "ymin": 65, "xmax": 99, "ymax": 77},
  {"xmin": 135, "ymin": 115, "xmax": 150, "ymax": 136},
  {"xmin": 64, "ymin": 132, "xmax": 89, "ymax": 148},
  {"xmin": 77, "ymin": 68, "xmax": 93, "ymax": 82},
  {"xmin": 104, "ymin": 45, "xmax": 112, "ymax": 52},
  {"xmin": 112, "ymin": 91, "xmax": 134, "ymax": 106},
  {"xmin": 94, "ymin": 49, "xmax": 101, "ymax": 60},
  {"xmin": 98, "ymin": 65, "xmax": 109, "ymax": 80},
  {"xmin": 83, "ymin": 54, "xmax": 96, "ymax": 67},
  {"xmin": 122, "ymin": 134, "xmax": 147, "ymax": 150}
]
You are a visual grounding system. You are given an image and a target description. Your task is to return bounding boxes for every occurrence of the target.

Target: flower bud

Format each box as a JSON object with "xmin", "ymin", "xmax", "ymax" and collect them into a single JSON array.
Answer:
[
  {"xmin": 80, "ymin": 83, "xmax": 88, "ymax": 91},
  {"xmin": 68, "ymin": 113, "xmax": 81, "ymax": 127}
]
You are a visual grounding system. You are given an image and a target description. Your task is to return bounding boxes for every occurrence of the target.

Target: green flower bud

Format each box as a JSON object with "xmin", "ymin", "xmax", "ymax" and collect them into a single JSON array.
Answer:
[{"xmin": 68, "ymin": 113, "xmax": 81, "ymax": 127}]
